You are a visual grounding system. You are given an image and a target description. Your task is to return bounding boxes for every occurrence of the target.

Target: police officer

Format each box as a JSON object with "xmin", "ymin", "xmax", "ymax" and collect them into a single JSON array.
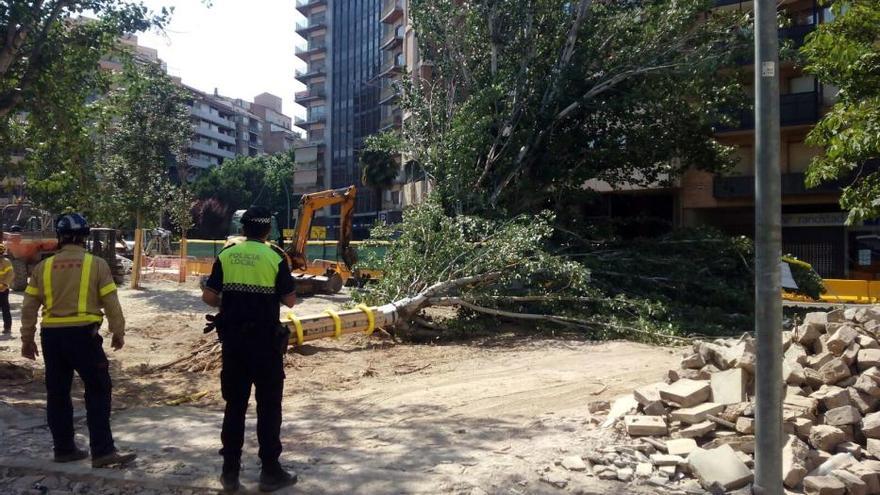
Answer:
[
  {"xmin": 202, "ymin": 206, "xmax": 297, "ymax": 493},
  {"xmin": 20, "ymin": 213, "xmax": 136, "ymax": 468},
  {"xmin": 0, "ymin": 244, "xmax": 13, "ymax": 335}
]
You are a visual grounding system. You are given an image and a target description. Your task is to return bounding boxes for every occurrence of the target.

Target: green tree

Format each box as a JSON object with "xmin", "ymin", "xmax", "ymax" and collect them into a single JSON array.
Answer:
[
  {"xmin": 94, "ymin": 60, "xmax": 191, "ymax": 286},
  {"xmin": 0, "ymin": 1, "xmax": 171, "ymax": 184},
  {"xmin": 360, "ymin": 133, "xmax": 400, "ymax": 220},
  {"xmin": 802, "ymin": 0, "xmax": 880, "ymax": 224},
  {"xmin": 192, "ymin": 152, "xmax": 295, "ymax": 236},
  {"xmin": 404, "ymin": 0, "xmax": 749, "ymax": 217}
]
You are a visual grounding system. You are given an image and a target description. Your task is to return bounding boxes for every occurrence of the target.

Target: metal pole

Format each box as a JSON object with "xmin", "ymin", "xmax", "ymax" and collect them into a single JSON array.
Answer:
[{"xmin": 754, "ymin": 0, "xmax": 783, "ymax": 492}]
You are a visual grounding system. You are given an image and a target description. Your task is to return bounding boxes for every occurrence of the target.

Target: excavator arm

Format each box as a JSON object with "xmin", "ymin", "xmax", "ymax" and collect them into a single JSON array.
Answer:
[{"xmin": 287, "ymin": 186, "xmax": 357, "ymax": 271}]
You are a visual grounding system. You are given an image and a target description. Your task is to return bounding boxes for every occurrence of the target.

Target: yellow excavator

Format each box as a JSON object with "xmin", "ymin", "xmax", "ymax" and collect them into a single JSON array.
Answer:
[{"xmin": 285, "ymin": 186, "xmax": 358, "ymax": 295}]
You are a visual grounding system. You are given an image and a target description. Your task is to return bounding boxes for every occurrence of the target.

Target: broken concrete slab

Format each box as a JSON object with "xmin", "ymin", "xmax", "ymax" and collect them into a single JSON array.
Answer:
[
  {"xmin": 804, "ymin": 475, "xmax": 847, "ymax": 495},
  {"xmin": 666, "ymin": 438, "xmax": 698, "ymax": 457},
  {"xmin": 635, "ymin": 462, "xmax": 653, "ymax": 478},
  {"xmin": 678, "ymin": 420, "xmax": 716, "ymax": 439},
  {"xmin": 650, "ymin": 454, "xmax": 685, "ymax": 467},
  {"xmin": 561, "ymin": 455, "xmax": 588, "ymax": 472},
  {"xmin": 811, "ymin": 385, "xmax": 851, "ymax": 410},
  {"xmin": 702, "ymin": 435, "xmax": 755, "ymax": 454},
  {"xmin": 810, "ymin": 352, "xmax": 837, "ymax": 371},
  {"xmin": 867, "ymin": 439, "xmax": 880, "ymax": 459},
  {"xmin": 670, "ymin": 402, "xmax": 725, "ymax": 424},
  {"xmin": 687, "ymin": 445, "xmax": 753, "ymax": 491},
  {"xmin": 850, "ymin": 387, "xmax": 880, "ymax": 414},
  {"xmin": 859, "ymin": 349, "xmax": 880, "ymax": 372},
  {"xmin": 624, "ymin": 415, "xmax": 668, "ymax": 437},
  {"xmin": 825, "ymin": 406, "xmax": 862, "ymax": 426},
  {"xmin": 828, "ymin": 325, "xmax": 860, "ymax": 356},
  {"xmin": 711, "ymin": 368, "xmax": 747, "ymax": 405},
  {"xmin": 660, "ymin": 379, "xmax": 711, "ymax": 408},
  {"xmin": 785, "ymin": 361, "xmax": 807, "ymax": 386},
  {"xmin": 681, "ymin": 354, "xmax": 705, "ymax": 370},
  {"xmin": 634, "ymin": 382, "xmax": 665, "ymax": 406},
  {"xmin": 783, "ymin": 434, "xmax": 811, "ymax": 488},
  {"xmin": 810, "ymin": 425, "xmax": 847, "ymax": 452},
  {"xmin": 847, "ymin": 463, "xmax": 880, "ymax": 495},
  {"xmin": 820, "ymin": 358, "xmax": 853, "ymax": 385},
  {"xmin": 735, "ymin": 417, "xmax": 755, "ymax": 435},
  {"xmin": 863, "ymin": 411, "xmax": 880, "ymax": 438}
]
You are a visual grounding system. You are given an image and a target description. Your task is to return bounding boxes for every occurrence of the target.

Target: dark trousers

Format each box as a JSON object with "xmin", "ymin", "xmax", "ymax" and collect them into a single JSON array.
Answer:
[
  {"xmin": 41, "ymin": 325, "xmax": 115, "ymax": 457},
  {"xmin": 0, "ymin": 290, "xmax": 10, "ymax": 332},
  {"xmin": 220, "ymin": 327, "xmax": 285, "ymax": 472}
]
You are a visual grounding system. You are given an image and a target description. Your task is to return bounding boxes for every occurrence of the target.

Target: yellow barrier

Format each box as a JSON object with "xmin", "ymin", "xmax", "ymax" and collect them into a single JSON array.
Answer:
[
  {"xmin": 869, "ymin": 281, "xmax": 880, "ymax": 303},
  {"xmin": 820, "ymin": 279, "xmax": 873, "ymax": 304}
]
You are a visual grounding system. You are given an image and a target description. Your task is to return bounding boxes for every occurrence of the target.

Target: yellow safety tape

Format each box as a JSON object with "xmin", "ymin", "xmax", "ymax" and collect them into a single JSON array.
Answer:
[
  {"xmin": 324, "ymin": 309, "xmax": 342, "ymax": 339},
  {"xmin": 287, "ymin": 313, "xmax": 304, "ymax": 346},
  {"xmin": 78, "ymin": 254, "xmax": 93, "ymax": 314},
  {"xmin": 356, "ymin": 304, "xmax": 376, "ymax": 336}
]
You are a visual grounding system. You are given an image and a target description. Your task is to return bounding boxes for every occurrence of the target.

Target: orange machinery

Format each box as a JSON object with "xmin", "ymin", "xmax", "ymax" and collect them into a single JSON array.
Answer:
[{"xmin": 1, "ymin": 203, "xmax": 58, "ymax": 291}]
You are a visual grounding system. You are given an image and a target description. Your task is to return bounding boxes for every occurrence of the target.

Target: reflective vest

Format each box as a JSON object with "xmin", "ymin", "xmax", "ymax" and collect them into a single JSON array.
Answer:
[
  {"xmin": 25, "ymin": 250, "xmax": 117, "ymax": 326},
  {"xmin": 218, "ymin": 240, "xmax": 282, "ymax": 294}
]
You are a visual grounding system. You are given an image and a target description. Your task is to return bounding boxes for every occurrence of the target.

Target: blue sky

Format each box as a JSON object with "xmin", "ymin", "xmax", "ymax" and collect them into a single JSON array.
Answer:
[{"xmin": 137, "ymin": 0, "xmax": 305, "ymax": 118}]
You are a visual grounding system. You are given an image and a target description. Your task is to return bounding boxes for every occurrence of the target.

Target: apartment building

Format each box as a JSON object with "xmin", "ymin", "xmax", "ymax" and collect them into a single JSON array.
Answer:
[{"xmin": 588, "ymin": 0, "xmax": 879, "ymax": 279}]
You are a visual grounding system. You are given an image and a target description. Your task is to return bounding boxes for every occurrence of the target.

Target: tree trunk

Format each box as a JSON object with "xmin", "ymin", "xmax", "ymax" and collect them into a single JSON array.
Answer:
[
  {"xmin": 131, "ymin": 210, "xmax": 143, "ymax": 289},
  {"xmin": 178, "ymin": 233, "xmax": 188, "ymax": 283}
]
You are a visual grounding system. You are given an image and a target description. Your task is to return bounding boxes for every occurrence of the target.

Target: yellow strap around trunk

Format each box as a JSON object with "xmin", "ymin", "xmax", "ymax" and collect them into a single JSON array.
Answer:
[
  {"xmin": 324, "ymin": 309, "xmax": 342, "ymax": 339},
  {"xmin": 356, "ymin": 304, "xmax": 376, "ymax": 336},
  {"xmin": 287, "ymin": 313, "xmax": 304, "ymax": 345}
]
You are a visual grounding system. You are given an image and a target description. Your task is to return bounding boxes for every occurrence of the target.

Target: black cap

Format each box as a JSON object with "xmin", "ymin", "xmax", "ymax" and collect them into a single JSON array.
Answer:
[{"xmin": 241, "ymin": 206, "xmax": 272, "ymax": 225}]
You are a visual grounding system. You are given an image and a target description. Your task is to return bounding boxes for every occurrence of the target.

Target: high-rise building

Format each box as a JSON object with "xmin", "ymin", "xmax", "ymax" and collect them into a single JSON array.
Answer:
[{"xmin": 295, "ymin": 0, "xmax": 391, "ymax": 238}]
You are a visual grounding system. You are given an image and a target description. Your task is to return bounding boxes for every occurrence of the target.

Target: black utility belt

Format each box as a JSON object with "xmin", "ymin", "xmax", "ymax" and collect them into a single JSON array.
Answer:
[{"xmin": 41, "ymin": 324, "xmax": 100, "ymax": 335}]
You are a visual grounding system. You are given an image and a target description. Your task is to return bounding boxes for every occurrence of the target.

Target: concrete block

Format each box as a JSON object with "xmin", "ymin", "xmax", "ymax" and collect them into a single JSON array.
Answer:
[
  {"xmin": 804, "ymin": 475, "xmax": 846, "ymax": 495},
  {"xmin": 635, "ymin": 462, "xmax": 652, "ymax": 478},
  {"xmin": 624, "ymin": 415, "xmax": 667, "ymax": 437},
  {"xmin": 711, "ymin": 368, "xmax": 747, "ymax": 405},
  {"xmin": 785, "ymin": 361, "xmax": 807, "ymax": 386},
  {"xmin": 817, "ymin": 334, "xmax": 831, "ymax": 355},
  {"xmin": 799, "ymin": 315, "xmax": 826, "ymax": 345},
  {"xmin": 634, "ymin": 382, "xmax": 665, "ymax": 406},
  {"xmin": 811, "ymin": 385, "xmax": 851, "ymax": 410},
  {"xmin": 782, "ymin": 434, "xmax": 811, "ymax": 488},
  {"xmin": 828, "ymin": 325, "xmax": 860, "ymax": 356},
  {"xmin": 561, "ymin": 455, "xmax": 588, "ymax": 471},
  {"xmin": 849, "ymin": 387, "xmax": 880, "ymax": 413},
  {"xmin": 643, "ymin": 401, "xmax": 666, "ymax": 416},
  {"xmin": 660, "ymin": 379, "xmax": 710, "ymax": 408},
  {"xmin": 847, "ymin": 463, "xmax": 880, "ymax": 495},
  {"xmin": 860, "ymin": 349, "xmax": 880, "ymax": 372},
  {"xmin": 810, "ymin": 425, "xmax": 847, "ymax": 452},
  {"xmin": 855, "ymin": 375, "xmax": 880, "ymax": 399},
  {"xmin": 792, "ymin": 417, "xmax": 814, "ymax": 439},
  {"xmin": 863, "ymin": 411, "xmax": 880, "ymax": 438},
  {"xmin": 702, "ymin": 435, "xmax": 755, "ymax": 453},
  {"xmin": 736, "ymin": 417, "xmax": 755, "ymax": 435},
  {"xmin": 666, "ymin": 438, "xmax": 698, "ymax": 457},
  {"xmin": 867, "ymin": 439, "xmax": 880, "ymax": 459},
  {"xmin": 678, "ymin": 420, "xmax": 715, "ymax": 439},
  {"xmin": 828, "ymin": 309, "xmax": 847, "ymax": 324},
  {"xmin": 825, "ymin": 406, "xmax": 862, "ymax": 426},
  {"xmin": 785, "ymin": 394, "xmax": 819, "ymax": 418},
  {"xmin": 686, "ymin": 445, "xmax": 753, "ymax": 491},
  {"xmin": 601, "ymin": 395, "xmax": 639, "ymax": 428},
  {"xmin": 811, "ymin": 352, "xmax": 838, "ymax": 370},
  {"xmin": 650, "ymin": 454, "xmax": 685, "ymax": 466},
  {"xmin": 670, "ymin": 402, "xmax": 725, "ymax": 424},
  {"xmin": 844, "ymin": 343, "xmax": 862, "ymax": 366},
  {"xmin": 681, "ymin": 353, "xmax": 705, "ymax": 369},
  {"xmin": 859, "ymin": 334, "xmax": 880, "ymax": 350},
  {"xmin": 787, "ymin": 342, "xmax": 810, "ymax": 364},
  {"xmin": 806, "ymin": 368, "xmax": 826, "ymax": 389},
  {"xmin": 820, "ymin": 358, "xmax": 853, "ymax": 385}
]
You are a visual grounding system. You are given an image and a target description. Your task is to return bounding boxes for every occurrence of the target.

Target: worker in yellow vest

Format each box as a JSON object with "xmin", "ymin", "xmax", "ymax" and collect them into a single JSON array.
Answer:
[
  {"xmin": 20, "ymin": 213, "xmax": 136, "ymax": 468},
  {"xmin": 0, "ymin": 244, "xmax": 12, "ymax": 335}
]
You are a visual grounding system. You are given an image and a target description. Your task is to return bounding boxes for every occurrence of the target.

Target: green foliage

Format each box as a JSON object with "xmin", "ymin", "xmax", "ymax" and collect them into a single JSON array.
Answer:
[
  {"xmin": 191, "ymin": 152, "xmax": 295, "ymax": 236},
  {"xmin": 0, "ymin": 1, "xmax": 171, "ymax": 184},
  {"xmin": 782, "ymin": 255, "xmax": 826, "ymax": 300},
  {"xmin": 355, "ymin": 201, "xmax": 755, "ymax": 341},
  {"xmin": 93, "ymin": 61, "xmax": 191, "ymax": 229},
  {"xmin": 802, "ymin": 0, "xmax": 880, "ymax": 224},
  {"xmin": 404, "ymin": 0, "xmax": 749, "ymax": 216}
]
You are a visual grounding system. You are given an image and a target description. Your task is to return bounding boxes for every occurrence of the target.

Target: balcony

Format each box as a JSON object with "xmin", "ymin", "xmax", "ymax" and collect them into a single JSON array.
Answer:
[
  {"xmin": 715, "ymin": 91, "xmax": 820, "ymax": 132},
  {"xmin": 295, "ymin": 40, "xmax": 326, "ymax": 57},
  {"xmin": 295, "ymin": 113, "xmax": 326, "ymax": 126},
  {"xmin": 296, "ymin": 0, "xmax": 327, "ymax": 12},
  {"xmin": 295, "ymin": 86, "xmax": 326, "ymax": 103},
  {"xmin": 379, "ymin": 56, "xmax": 404, "ymax": 77},
  {"xmin": 296, "ymin": 14, "xmax": 327, "ymax": 35},
  {"xmin": 735, "ymin": 24, "xmax": 817, "ymax": 64},
  {"xmin": 191, "ymin": 141, "xmax": 236, "ymax": 159},
  {"xmin": 188, "ymin": 156, "xmax": 217, "ymax": 169},
  {"xmin": 379, "ymin": 85, "xmax": 399, "ymax": 105},
  {"xmin": 381, "ymin": 25, "xmax": 404, "ymax": 50},
  {"xmin": 296, "ymin": 65, "xmax": 326, "ymax": 81},
  {"xmin": 191, "ymin": 107, "xmax": 235, "ymax": 129},
  {"xmin": 380, "ymin": 110, "xmax": 402, "ymax": 130},
  {"xmin": 381, "ymin": 0, "xmax": 403, "ymax": 23},
  {"xmin": 713, "ymin": 173, "xmax": 845, "ymax": 199},
  {"xmin": 194, "ymin": 126, "xmax": 236, "ymax": 145}
]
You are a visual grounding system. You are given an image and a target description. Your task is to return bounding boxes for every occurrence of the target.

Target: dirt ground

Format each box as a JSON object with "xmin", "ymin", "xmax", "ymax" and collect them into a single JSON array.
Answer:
[{"xmin": 0, "ymin": 282, "xmax": 680, "ymax": 494}]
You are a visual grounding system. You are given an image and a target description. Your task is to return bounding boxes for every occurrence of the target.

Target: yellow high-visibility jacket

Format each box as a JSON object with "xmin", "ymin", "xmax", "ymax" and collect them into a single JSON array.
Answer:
[
  {"xmin": 0, "ymin": 257, "xmax": 13, "ymax": 291},
  {"xmin": 21, "ymin": 244, "xmax": 125, "ymax": 343}
]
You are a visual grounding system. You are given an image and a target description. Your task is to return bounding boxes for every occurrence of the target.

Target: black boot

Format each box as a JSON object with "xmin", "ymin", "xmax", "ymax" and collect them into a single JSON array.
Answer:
[
  {"xmin": 92, "ymin": 450, "xmax": 137, "ymax": 468},
  {"xmin": 53, "ymin": 447, "xmax": 89, "ymax": 463},
  {"xmin": 220, "ymin": 460, "xmax": 241, "ymax": 493},
  {"xmin": 259, "ymin": 465, "xmax": 297, "ymax": 492}
]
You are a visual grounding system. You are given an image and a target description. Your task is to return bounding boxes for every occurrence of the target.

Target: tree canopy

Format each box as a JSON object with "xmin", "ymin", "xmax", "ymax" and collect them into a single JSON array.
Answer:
[
  {"xmin": 802, "ymin": 0, "xmax": 880, "ymax": 224},
  {"xmin": 401, "ymin": 0, "xmax": 749, "ymax": 217},
  {"xmin": 0, "ymin": 1, "xmax": 170, "ymax": 179}
]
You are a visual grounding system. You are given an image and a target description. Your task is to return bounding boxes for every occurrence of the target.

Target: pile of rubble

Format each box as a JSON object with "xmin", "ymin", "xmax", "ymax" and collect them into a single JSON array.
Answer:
[{"xmin": 590, "ymin": 307, "xmax": 880, "ymax": 494}]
